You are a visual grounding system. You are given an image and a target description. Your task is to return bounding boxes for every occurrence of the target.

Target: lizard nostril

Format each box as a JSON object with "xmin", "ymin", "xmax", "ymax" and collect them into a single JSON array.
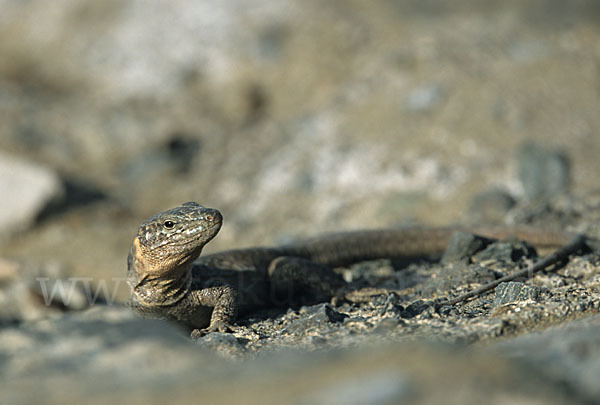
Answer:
[{"xmin": 205, "ymin": 215, "xmax": 213, "ymax": 221}]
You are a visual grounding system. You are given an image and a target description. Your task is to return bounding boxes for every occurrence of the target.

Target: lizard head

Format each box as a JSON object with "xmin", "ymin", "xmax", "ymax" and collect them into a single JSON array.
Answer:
[{"xmin": 130, "ymin": 202, "xmax": 223, "ymax": 276}]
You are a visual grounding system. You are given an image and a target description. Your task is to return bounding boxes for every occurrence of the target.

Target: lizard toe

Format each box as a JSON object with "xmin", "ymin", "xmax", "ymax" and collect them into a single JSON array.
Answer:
[
  {"xmin": 190, "ymin": 328, "xmax": 206, "ymax": 339},
  {"xmin": 201, "ymin": 321, "xmax": 237, "ymax": 334}
]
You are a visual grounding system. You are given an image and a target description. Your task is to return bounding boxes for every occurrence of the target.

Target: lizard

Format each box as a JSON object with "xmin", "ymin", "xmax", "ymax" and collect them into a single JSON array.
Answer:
[{"xmin": 127, "ymin": 201, "xmax": 589, "ymax": 337}]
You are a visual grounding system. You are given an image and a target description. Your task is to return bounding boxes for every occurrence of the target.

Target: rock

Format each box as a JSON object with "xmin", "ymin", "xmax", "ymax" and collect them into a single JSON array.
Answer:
[
  {"xmin": 508, "ymin": 39, "xmax": 548, "ymax": 63},
  {"xmin": 195, "ymin": 332, "xmax": 246, "ymax": 358},
  {"xmin": 0, "ymin": 261, "xmax": 92, "ymax": 323},
  {"xmin": 372, "ymin": 318, "xmax": 401, "ymax": 333},
  {"xmin": 399, "ymin": 300, "xmax": 434, "ymax": 319},
  {"xmin": 343, "ymin": 315, "xmax": 369, "ymax": 326},
  {"xmin": 0, "ymin": 316, "xmax": 579, "ymax": 404},
  {"xmin": 378, "ymin": 292, "xmax": 403, "ymax": 316},
  {"xmin": 517, "ymin": 141, "xmax": 570, "ymax": 202},
  {"xmin": 305, "ymin": 369, "xmax": 413, "ymax": 404},
  {"xmin": 119, "ymin": 133, "xmax": 202, "ymax": 197},
  {"xmin": 0, "ymin": 152, "xmax": 63, "ymax": 236},
  {"xmin": 405, "ymin": 84, "xmax": 444, "ymax": 113},
  {"xmin": 419, "ymin": 262, "xmax": 497, "ymax": 298},
  {"xmin": 441, "ymin": 231, "xmax": 491, "ymax": 264},
  {"xmin": 495, "ymin": 314, "xmax": 600, "ymax": 403},
  {"xmin": 30, "ymin": 276, "xmax": 91, "ymax": 311},
  {"xmin": 472, "ymin": 238, "xmax": 537, "ymax": 263},
  {"xmin": 0, "ymin": 258, "xmax": 19, "ymax": 282},
  {"xmin": 346, "ymin": 259, "xmax": 396, "ymax": 285},
  {"xmin": 299, "ymin": 303, "xmax": 347, "ymax": 323},
  {"xmin": 0, "ymin": 252, "xmax": 598, "ymax": 403},
  {"xmin": 284, "ymin": 303, "xmax": 347, "ymax": 334},
  {"xmin": 469, "ymin": 189, "xmax": 516, "ymax": 224},
  {"xmin": 35, "ymin": 176, "xmax": 108, "ymax": 222},
  {"xmin": 0, "ymin": 306, "xmax": 199, "ymax": 380},
  {"xmin": 493, "ymin": 281, "xmax": 541, "ymax": 306}
]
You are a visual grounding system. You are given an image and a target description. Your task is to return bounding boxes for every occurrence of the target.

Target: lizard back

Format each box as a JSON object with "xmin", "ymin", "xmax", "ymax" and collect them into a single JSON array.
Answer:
[{"xmin": 197, "ymin": 226, "xmax": 576, "ymax": 269}]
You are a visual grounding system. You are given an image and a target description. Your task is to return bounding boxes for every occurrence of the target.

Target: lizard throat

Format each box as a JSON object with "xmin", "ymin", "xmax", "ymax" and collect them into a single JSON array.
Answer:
[{"xmin": 131, "ymin": 268, "xmax": 192, "ymax": 307}]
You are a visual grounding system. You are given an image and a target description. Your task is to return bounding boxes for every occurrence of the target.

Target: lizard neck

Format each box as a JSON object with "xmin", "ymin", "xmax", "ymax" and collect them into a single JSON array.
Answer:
[
  {"xmin": 127, "ymin": 240, "xmax": 195, "ymax": 307},
  {"xmin": 130, "ymin": 266, "xmax": 192, "ymax": 307}
]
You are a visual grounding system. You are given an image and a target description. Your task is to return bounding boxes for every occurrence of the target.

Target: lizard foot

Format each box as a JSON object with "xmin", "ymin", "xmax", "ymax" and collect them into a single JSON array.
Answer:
[
  {"xmin": 330, "ymin": 287, "xmax": 350, "ymax": 307},
  {"xmin": 191, "ymin": 321, "xmax": 237, "ymax": 338}
]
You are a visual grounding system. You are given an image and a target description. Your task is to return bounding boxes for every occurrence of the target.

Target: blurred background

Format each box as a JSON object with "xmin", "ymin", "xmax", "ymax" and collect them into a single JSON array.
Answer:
[{"xmin": 1, "ymin": 0, "xmax": 599, "ymax": 300}]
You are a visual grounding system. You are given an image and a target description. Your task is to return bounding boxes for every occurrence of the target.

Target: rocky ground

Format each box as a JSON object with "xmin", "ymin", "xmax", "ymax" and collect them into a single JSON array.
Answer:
[{"xmin": 1, "ymin": 1, "xmax": 600, "ymax": 403}]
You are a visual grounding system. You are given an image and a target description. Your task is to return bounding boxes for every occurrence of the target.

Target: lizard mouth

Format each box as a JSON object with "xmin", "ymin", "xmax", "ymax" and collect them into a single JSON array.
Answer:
[
  {"xmin": 185, "ymin": 219, "xmax": 222, "ymax": 245},
  {"xmin": 205, "ymin": 218, "xmax": 222, "ymax": 231}
]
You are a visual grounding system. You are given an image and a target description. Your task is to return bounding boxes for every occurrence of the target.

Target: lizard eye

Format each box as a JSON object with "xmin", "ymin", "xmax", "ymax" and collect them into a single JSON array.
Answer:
[{"xmin": 163, "ymin": 220, "xmax": 175, "ymax": 229}]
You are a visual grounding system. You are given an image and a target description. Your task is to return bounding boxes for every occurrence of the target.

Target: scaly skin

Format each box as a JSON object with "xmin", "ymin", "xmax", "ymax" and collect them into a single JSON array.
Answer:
[{"xmin": 127, "ymin": 202, "xmax": 577, "ymax": 336}]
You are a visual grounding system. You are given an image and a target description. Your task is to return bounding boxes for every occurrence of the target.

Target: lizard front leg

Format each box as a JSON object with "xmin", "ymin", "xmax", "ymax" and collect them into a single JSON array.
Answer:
[{"xmin": 189, "ymin": 285, "xmax": 238, "ymax": 337}]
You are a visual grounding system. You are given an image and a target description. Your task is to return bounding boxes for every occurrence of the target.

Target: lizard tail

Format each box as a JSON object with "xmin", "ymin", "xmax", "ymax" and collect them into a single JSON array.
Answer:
[{"xmin": 283, "ymin": 226, "xmax": 577, "ymax": 267}]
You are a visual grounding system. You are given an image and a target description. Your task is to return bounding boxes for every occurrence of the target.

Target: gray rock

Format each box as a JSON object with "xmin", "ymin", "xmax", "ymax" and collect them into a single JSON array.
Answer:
[
  {"xmin": 0, "ymin": 305, "xmax": 223, "ymax": 404},
  {"xmin": 405, "ymin": 84, "xmax": 444, "ymax": 113},
  {"xmin": 508, "ymin": 39, "xmax": 548, "ymax": 63},
  {"xmin": 195, "ymin": 332, "xmax": 246, "ymax": 358},
  {"xmin": 0, "ymin": 260, "xmax": 93, "ymax": 323},
  {"xmin": 517, "ymin": 141, "xmax": 570, "ymax": 202},
  {"xmin": 0, "ymin": 306, "xmax": 202, "ymax": 385},
  {"xmin": 441, "ymin": 231, "xmax": 491, "ymax": 264},
  {"xmin": 299, "ymin": 303, "xmax": 347, "ymax": 323},
  {"xmin": 472, "ymin": 238, "xmax": 536, "ymax": 263},
  {"xmin": 283, "ymin": 303, "xmax": 347, "ymax": 334},
  {"xmin": 399, "ymin": 300, "xmax": 435, "ymax": 319},
  {"xmin": 372, "ymin": 318, "xmax": 401, "ymax": 334},
  {"xmin": 495, "ymin": 314, "xmax": 600, "ymax": 403},
  {"xmin": 469, "ymin": 189, "xmax": 516, "ymax": 224},
  {"xmin": 1, "ymin": 317, "xmax": 578, "ymax": 404},
  {"xmin": 493, "ymin": 281, "xmax": 541, "ymax": 306},
  {"xmin": 303, "ymin": 370, "xmax": 413, "ymax": 405},
  {"xmin": 30, "ymin": 276, "xmax": 91, "ymax": 311},
  {"xmin": 0, "ymin": 251, "xmax": 598, "ymax": 404},
  {"xmin": 0, "ymin": 152, "xmax": 63, "ymax": 236}
]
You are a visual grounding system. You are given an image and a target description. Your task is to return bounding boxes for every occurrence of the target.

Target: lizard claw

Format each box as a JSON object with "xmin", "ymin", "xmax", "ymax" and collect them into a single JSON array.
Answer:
[
  {"xmin": 190, "ymin": 329, "xmax": 206, "ymax": 340},
  {"xmin": 191, "ymin": 321, "xmax": 237, "ymax": 338},
  {"xmin": 330, "ymin": 293, "xmax": 344, "ymax": 307},
  {"xmin": 330, "ymin": 286, "xmax": 351, "ymax": 307},
  {"xmin": 209, "ymin": 321, "xmax": 237, "ymax": 333}
]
